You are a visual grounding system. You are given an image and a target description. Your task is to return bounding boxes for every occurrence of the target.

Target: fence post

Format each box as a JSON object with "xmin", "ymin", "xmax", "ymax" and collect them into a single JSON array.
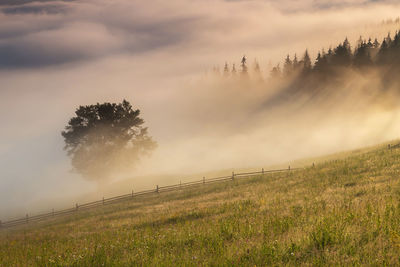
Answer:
[
  {"xmin": 203, "ymin": 176, "xmax": 205, "ymax": 184},
  {"xmin": 232, "ymin": 171, "xmax": 235, "ymax": 181},
  {"xmin": 388, "ymin": 144, "xmax": 391, "ymax": 150},
  {"xmin": 288, "ymin": 165, "xmax": 291, "ymax": 171},
  {"xmin": 156, "ymin": 185, "xmax": 159, "ymax": 193},
  {"xmin": 262, "ymin": 168, "xmax": 264, "ymax": 175},
  {"xmin": 26, "ymin": 214, "xmax": 29, "ymax": 223},
  {"xmin": 312, "ymin": 162, "xmax": 315, "ymax": 168}
]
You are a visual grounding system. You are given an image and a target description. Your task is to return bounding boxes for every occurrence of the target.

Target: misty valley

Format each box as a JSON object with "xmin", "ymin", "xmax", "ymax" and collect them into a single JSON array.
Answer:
[{"xmin": 2, "ymin": 0, "xmax": 400, "ymax": 266}]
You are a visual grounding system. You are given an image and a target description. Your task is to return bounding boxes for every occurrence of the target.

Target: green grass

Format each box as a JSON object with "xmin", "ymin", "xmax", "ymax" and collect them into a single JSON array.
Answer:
[{"xmin": 2, "ymin": 143, "xmax": 400, "ymax": 266}]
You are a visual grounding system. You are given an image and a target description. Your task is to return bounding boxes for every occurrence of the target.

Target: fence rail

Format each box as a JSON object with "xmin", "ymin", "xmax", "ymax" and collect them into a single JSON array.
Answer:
[{"xmin": 0, "ymin": 166, "xmax": 302, "ymax": 229}]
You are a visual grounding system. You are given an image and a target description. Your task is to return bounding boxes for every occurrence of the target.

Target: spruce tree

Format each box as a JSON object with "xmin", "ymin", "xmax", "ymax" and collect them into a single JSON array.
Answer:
[
  {"xmin": 283, "ymin": 55, "xmax": 293, "ymax": 76},
  {"xmin": 231, "ymin": 64, "xmax": 237, "ymax": 76},
  {"xmin": 303, "ymin": 50, "xmax": 312, "ymax": 70},
  {"xmin": 224, "ymin": 62, "xmax": 230, "ymax": 77},
  {"xmin": 270, "ymin": 64, "xmax": 281, "ymax": 79},
  {"xmin": 241, "ymin": 56, "xmax": 248, "ymax": 75}
]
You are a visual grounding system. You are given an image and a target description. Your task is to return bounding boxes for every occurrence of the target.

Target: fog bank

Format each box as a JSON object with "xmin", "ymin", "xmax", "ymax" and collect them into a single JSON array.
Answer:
[{"xmin": 1, "ymin": 0, "xmax": 400, "ymax": 219}]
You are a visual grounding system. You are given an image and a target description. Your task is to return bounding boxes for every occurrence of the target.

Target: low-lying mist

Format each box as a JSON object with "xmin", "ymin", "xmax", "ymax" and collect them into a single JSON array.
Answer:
[
  {"xmin": 97, "ymin": 61, "xmax": 400, "ymax": 206},
  {"xmin": 135, "ymin": 71, "xmax": 398, "ymax": 177}
]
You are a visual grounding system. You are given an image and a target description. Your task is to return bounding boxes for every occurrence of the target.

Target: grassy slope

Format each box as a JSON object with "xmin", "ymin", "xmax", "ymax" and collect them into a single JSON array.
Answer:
[{"xmin": 1, "ymin": 143, "xmax": 400, "ymax": 266}]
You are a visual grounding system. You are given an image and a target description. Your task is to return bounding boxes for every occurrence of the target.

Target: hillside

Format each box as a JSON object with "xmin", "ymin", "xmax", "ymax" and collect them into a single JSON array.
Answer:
[{"xmin": 1, "ymin": 142, "xmax": 400, "ymax": 266}]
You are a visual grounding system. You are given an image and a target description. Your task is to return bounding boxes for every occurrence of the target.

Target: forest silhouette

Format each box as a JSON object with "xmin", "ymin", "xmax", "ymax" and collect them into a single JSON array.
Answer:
[{"xmin": 213, "ymin": 30, "xmax": 400, "ymax": 107}]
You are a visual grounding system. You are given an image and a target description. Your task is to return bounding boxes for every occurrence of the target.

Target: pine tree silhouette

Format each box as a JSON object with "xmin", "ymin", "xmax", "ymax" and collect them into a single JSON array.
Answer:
[
  {"xmin": 283, "ymin": 55, "xmax": 293, "ymax": 76},
  {"xmin": 241, "ymin": 55, "xmax": 248, "ymax": 75},
  {"xmin": 224, "ymin": 62, "xmax": 230, "ymax": 77},
  {"xmin": 232, "ymin": 64, "xmax": 237, "ymax": 76}
]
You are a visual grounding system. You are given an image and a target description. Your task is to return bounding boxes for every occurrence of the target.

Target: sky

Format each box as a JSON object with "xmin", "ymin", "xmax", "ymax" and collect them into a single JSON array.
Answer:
[{"xmin": 1, "ymin": 0, "xmax": 400, "ymax": 219}]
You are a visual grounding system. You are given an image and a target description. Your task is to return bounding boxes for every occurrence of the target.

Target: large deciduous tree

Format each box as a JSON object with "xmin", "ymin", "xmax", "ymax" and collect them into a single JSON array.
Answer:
[{"xmin": 62, "ymin": 100, "xmax": 156, "ymax": 182}]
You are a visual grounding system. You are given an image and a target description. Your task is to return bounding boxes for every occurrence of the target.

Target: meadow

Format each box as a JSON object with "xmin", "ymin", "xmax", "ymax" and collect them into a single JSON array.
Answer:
[{"xmin": 1, "ymin": 142, "xmax": 400, "ymax": 266}]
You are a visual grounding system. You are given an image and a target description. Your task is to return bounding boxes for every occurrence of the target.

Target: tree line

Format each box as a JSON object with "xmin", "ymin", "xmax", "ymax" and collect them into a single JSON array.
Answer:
[{"xmin": 214, "ymin": 30, "xmax": 400, "ymax": 90}]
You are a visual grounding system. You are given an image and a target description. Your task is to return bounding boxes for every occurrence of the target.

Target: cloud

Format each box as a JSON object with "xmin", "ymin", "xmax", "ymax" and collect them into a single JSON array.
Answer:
[
  {"xmin": 0, "ymin": 0, "xmax": 398, "ymax": 69},
  {"xmin": 0, "ymin": 0, "xmax": 203, "ymax": 68},
  {"xmin": 1, "ymin": 4, "xmax": 69, "ymax": 15},
  {"xmin": 0, "ymin": 21, "xmax": 123, "ymax": 67},
  {"xmin": 0, "ymin": 0, "xmax": 74, "ymax": 6}
]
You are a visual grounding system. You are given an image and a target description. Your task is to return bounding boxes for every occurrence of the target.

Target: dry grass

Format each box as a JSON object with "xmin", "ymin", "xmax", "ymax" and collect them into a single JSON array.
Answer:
[{"xmin": 1, "ymin": 142, "xmax": 400, "ymax": 266}]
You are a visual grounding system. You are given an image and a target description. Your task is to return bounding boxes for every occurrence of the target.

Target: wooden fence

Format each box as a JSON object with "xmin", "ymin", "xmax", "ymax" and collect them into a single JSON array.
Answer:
[{"xmin": 0, "ymin": 166, "xmax": 301, "ymax": 229}]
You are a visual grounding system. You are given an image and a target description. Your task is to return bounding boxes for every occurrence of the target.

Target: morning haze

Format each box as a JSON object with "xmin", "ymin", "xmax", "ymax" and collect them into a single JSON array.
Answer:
[
  {"xmin": 1, "ymin": 0, "xmax": 400, "ymax": 219},
  {"xmin": 3, "ymin": 0, "xmax": 400, "ymax": 265}
]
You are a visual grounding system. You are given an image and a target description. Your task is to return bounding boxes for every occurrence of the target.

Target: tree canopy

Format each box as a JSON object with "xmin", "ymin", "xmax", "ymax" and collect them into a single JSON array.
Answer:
[{"xmin": 62, "ymin": 100, "xmax": 156, "ymax": 182}]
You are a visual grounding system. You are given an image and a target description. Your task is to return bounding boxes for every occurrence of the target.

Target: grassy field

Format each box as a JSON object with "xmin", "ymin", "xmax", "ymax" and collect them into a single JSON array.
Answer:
[{"xmin": 1, "ymin": 142, "xmax": 400, "ymax": 266}]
